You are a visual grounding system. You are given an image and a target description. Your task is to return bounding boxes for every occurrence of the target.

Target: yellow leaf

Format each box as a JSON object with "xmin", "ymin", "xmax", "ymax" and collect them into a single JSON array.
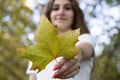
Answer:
[{"xmin": 18, "ymin": 15, "xmax": 80, "ymax": 72}]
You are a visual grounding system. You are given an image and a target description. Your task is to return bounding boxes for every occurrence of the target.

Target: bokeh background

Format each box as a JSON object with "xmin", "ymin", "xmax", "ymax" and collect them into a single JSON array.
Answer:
[{"xmin": 0, "ymin": 0, "xmax": 120, "ymax": 80}]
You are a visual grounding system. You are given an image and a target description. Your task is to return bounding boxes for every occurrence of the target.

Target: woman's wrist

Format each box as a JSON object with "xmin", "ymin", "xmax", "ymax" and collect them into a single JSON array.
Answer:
[{"xmin": 75, "ymin": 51, "xmax": 83, "ymax": 63}]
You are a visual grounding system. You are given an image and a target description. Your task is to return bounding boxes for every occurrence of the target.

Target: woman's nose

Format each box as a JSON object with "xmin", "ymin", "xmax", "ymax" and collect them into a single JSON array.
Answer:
[{"xmin": 58, "ymin": 8, "xmax": 64, "ymax": 14}]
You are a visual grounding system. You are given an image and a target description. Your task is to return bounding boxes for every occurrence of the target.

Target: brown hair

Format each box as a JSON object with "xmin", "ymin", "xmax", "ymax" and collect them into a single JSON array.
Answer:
[{"xmin": 43, "ymin": 0, "xmax": 89, "ymax": 34}]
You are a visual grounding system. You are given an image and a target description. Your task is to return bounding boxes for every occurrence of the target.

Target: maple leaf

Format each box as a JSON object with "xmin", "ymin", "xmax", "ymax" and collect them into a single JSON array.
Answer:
[{"xmin": 18, "ymin": 15, "xmax": 80, "ymax": 72}]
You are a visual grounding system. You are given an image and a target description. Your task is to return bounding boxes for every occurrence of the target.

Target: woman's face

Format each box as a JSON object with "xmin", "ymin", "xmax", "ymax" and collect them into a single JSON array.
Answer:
[{"xmin": 50, "ymin": 0, "xmax": 74, "ymax": 33}]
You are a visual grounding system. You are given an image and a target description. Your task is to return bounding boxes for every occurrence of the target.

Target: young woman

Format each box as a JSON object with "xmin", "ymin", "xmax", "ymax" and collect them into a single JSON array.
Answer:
[{"xmin": 26, "ymin": 0, "xmax": 95, "ymax": 80}]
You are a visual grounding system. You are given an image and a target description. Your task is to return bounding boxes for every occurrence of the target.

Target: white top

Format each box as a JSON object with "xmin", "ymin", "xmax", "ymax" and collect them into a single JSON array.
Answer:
[{"xmin": 26, "ymin": 34, "xmax": 96, "ymax": 80}]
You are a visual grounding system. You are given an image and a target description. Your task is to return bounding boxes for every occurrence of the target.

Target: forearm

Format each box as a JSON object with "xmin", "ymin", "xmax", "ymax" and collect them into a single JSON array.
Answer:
[{"xmin": 76, "ymin": 42, "xmax": 94, "ymax": 63}]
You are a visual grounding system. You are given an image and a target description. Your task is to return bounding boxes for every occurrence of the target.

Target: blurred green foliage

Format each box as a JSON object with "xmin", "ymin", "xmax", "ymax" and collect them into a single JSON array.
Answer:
[
  {"xmin": 91, "ymin": 29, "xmax": 120, "ymax": 80},
  {"xmin": 0, "ymin": 0, "xmax": 36, "ymax": 80},
  {"xmin": 90, "ymin": 0, "xmax": 120, "ymax": 79}
]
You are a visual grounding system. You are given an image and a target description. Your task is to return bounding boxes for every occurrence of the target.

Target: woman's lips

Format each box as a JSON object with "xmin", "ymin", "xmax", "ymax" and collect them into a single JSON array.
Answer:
[
  {"xmin": 56, "ymin": 16, "xmax": 66, "ymax": 20},
  {"xmin": 56, "ymin": 18, "xmax": 66, "ymax": 21}
]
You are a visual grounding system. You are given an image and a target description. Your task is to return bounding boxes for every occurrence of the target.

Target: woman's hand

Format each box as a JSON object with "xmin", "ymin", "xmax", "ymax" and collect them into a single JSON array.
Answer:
[{"xmin": 53, "ymin": 58, "xmax": 80, "ymax": 79}]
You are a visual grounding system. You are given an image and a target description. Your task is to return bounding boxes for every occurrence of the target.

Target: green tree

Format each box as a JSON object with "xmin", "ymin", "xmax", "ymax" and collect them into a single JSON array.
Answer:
[
  {"xmin": 91, "ymin": 29, "xmax": 120, "ymax": 80},
  {"xmin": 0, "ymin": 0, "xmax": 36, "ymax": 80}
]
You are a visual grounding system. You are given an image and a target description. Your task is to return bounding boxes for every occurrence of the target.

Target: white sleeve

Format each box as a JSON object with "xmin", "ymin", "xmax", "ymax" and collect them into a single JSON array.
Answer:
[
  {"xmin": 76, "ymin": 33, "xmax": 95, "ymax": 48},
  {"xmin": 75, "ymin": 33, "xmax": 96, "ymax": 57},
  {"xmin": 26, "ymin": 61, "xmax": 38, "ymax": 74}
]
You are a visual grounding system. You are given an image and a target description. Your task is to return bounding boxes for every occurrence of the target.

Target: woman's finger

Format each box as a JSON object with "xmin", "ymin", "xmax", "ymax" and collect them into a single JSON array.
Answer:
[
  {"xmin": 62, "ymin": 60, "xmax": 80, "ymax": 77},
  {"xmin": 53, "ymin": 58, "xmax": 69, "ymax": 70},
  {"xmin": 59, "ymin": 67, "xmax": 79, "ymax": 79},
  {"xmin": 56, "ymin": 59, "xmax": 75, "ymax": 76}
]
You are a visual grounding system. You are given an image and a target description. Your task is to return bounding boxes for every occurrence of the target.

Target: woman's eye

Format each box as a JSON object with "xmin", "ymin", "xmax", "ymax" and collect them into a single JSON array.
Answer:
[
  {"xmin": 64, "ymin": 6, "xmax": 72, "ymax": 10},
  {"xmin": 52, "ymin": 7, "xmax": 59, "ymax": 11}
]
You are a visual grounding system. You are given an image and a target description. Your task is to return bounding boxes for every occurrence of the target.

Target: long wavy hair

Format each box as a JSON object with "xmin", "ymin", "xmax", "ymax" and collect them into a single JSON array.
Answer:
[{"xmin": 43, "ymin": 0, "xmax": 89, "ymax": 34}]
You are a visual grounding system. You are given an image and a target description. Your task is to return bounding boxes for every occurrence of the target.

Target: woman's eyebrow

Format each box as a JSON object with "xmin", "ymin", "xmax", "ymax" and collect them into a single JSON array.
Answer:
[
  {"xmin": 64, "ymin": 4, "xmax": 72, "ymax": 7},
  {"xmin": 52, "ymin": 4, "xmax": 59, "ymax": 7},
  {"xmin": 53, "ymin": 3, "xmax": 71, "ymax": 6}
]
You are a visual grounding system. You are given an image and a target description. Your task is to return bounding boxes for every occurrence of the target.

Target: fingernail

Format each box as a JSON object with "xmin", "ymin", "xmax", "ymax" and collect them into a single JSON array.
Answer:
[
  {"xmin": 53, "ymin": 66, "xmax": 58, "ymax": 71},
  {"xmin": 53, "ymin": 72, "xmax": 58, "ymax": 78}
]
